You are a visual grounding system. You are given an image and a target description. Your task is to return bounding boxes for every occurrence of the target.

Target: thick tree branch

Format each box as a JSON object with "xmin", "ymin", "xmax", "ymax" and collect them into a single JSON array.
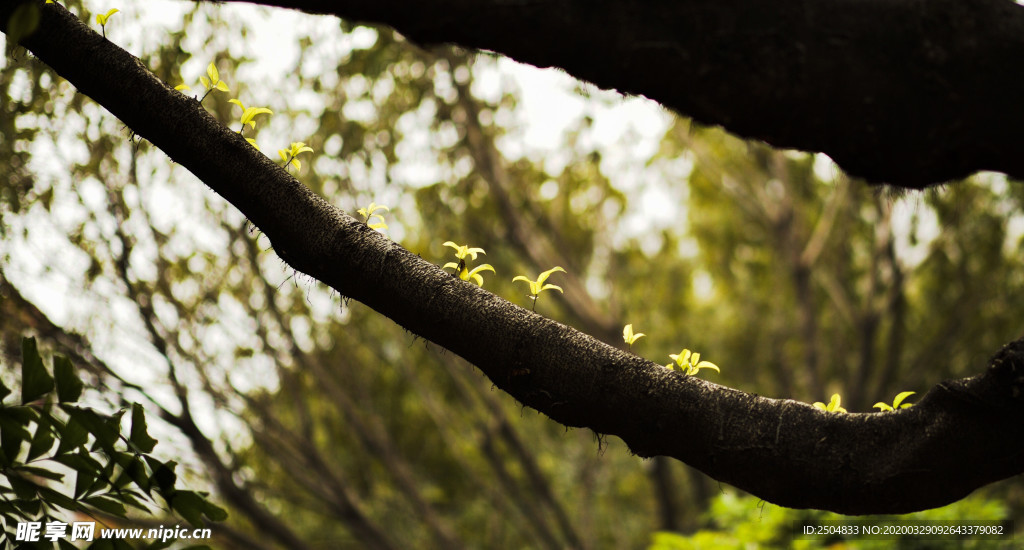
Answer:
[
  {"xmin": 211, "ymin": 0, "xmax": 1024, "ymax": 188},
  {"xmin": 5, "ymin": 1, "xmax": 1024, "ymax": 514}
]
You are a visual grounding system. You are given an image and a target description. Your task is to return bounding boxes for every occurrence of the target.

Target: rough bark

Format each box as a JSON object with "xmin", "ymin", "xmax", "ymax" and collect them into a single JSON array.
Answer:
[
  {"xmin": 4, "ymin": 0, "xmax": 1024, "ymax": 514},
  {"xmin": 218, "ymin": 0, "xmax": 1024, "ymax": 188}
]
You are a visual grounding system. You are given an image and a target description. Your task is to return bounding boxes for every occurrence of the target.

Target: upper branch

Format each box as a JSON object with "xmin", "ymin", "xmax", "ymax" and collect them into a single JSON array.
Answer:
[
  {"xmin": 4, "ymin": 0, "xmax": 1024, "ymax": 514},
  {"xmin": 222, "ymin": 0, "xmax": 1024, "ymax": 187}
]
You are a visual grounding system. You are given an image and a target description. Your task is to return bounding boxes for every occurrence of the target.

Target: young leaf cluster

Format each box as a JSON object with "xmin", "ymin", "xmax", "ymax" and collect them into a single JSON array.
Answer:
[
  {"xmin": 358, "ymin": 202, "xmax": 390, "ymax": 231},
  {"xmin": 279, "ymin": 141, "xmax": 314, "ymax": 170},
  {"xmin": 175, "ymin": 62, "xmax": 230, "ymax": 104},
  {"xmin": 513, "ymin": 266, "xmax": 565, "ymax": 311},
  {"xmin": 665, "ymin": 348, "xmax": 720, "ymax": 377},
  {"xmin": 0, "ymin": 338, "xmax": 226, "ymax": 544},
  {"xmin": 873, "ymin": 391, "xmax": 916, "ymax": 411},
  {"xmin": 228, "ymin": 98, "xmax": 273, "ymax": 135},
  {"xmin": 443, "ymin": 241, "xmax": 495, "ymax": 287},
  {"xmin": 813, "ymin": 393, "xmax": 847, "ymax": 413}
]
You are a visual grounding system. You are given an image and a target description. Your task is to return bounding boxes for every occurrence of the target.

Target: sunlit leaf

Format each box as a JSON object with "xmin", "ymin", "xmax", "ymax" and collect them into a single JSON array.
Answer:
[
  {"xmin": 96, "ymin": 8, "xmax": 119, "ymax": 26},
  {"xmin": 206, "ymin": 62, "xmax": 219, "ymax": 85}
]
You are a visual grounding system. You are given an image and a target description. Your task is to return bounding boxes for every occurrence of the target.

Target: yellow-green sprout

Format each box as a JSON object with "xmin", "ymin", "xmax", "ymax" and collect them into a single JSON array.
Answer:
[
  {"xmin": 513, "ymin": 266, "xmax": 565, "ymax": 311},
  {"xmin": 623, "ymin": 324, "xmax": 645, "ymax": 350},
  {"xmin": 95, "ymin": 8, "xmax": 118, "ymax": 38},
  {"xmin": 357, "ymin": 203, "xmax": 389, "ymax": 231},
  {"xmin": 176, "ymin": 62, "xmax": 231, "ymax": 103},
  {"xmin": 228, "ymin": 99, "xmax": 273, "ymax": 134},
  {"xmin": 177, "ymin": 62, "xmax": 230, "ymax": 103},
  {"xmin": 442, "ymin": 241, "xmax": 494, "ymax": 287},
  {"xmin": 443, "ymin": 241, "xmax": 485, "ymax": 262},
  {"xmin": 444, "ymin": 262, "xmax": 495, "ymax": 287},
  {"xmin": 873, "ymin": 391, "xmax": 916, "ymax": 412},
  {"xmin": 440, "ymin": 241, "xmax": 491, "ymax": 284},
  {"xmin": 245, "ymin": 138, "xmax": 260, "ymax": 151},
  {"xmin": 814, "ymin": 393, "xmax": 847, "ymax": 413},
  {"xmin": 666, "ymin": 349, "xmax": 719, "ymax": 376},
  {"xmin": 278, "ymin": 142, "xmax": 314, "ymax": 170},
  {"xmin": 200, "ymin": 62, "xmax": 229, "ymax": 93}
]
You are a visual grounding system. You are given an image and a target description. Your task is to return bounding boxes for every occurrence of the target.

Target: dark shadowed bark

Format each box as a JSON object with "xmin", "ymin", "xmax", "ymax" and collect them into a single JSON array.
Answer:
[
  {"xmin": 4, "ymin": 0, "xmax": 1024, "ymax": 515},
  {"xmin": 218, "ymin": 0, "xmax": 1024, "ymax": 188}
]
